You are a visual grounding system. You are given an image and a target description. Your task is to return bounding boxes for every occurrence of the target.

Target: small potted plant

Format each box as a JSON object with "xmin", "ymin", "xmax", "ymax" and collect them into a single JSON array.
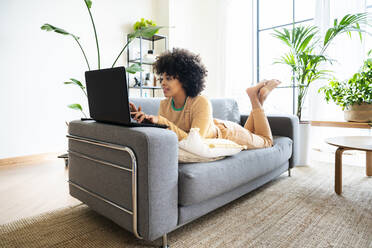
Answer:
[{"xmin": 319, "ymin": 50, "xmax": 372, "ymax": 123}]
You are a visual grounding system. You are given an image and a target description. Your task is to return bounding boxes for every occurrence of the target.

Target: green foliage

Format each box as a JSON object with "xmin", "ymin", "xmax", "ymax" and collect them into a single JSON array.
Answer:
[
  {"xmin": 41, "ymin": 1, "xmax": 162, "ymax": 117},
  {"xmin": 41, "ymin": 23, "xmax": 90, "ymax": 70},
  {"xmin": 112, "ymin": 25, "xmax": 163, "ymax": 68},
  {"xmin": 322, "ymin": 13, "xmax": 368, "ymax": 52},
  {"xmin": 319, "ymin": 51, "xmax": 372, "ymax": 110},
  {"xmin": 272, "ymin": 13, "xmax": 369, "ymax": 120},
  {"xmin": 126, "ymin": 63, "xmax": 144, "ymax": 74},
  {"xmin": 67, "ymin": 103, "xmax": 87, "ymax": 117},
  {"xmin": 64, "ymin": 78, "xmax": 84, "ymax": 89},
  {"xmin": 64, "ymin": 78, "xmax": 87, "ymax": 97},
  {"xmin": 41, "ymin": 24, "xmax": 78, "ymax": 39},
  {"xmin": 67, "ymin": 103, "xmax": 83, "ymax": 111},
  {"xmin": 128, "ymin": 25, "xmax": 162, "ymax": 40},
  {"xmin": 133, "ymin": 18, "xmax": 157, "ymax": 31}
]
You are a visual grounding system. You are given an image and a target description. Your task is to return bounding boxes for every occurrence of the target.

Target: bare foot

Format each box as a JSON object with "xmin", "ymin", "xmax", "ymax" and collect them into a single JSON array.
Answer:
[
  {"xmin": 259, "ymin": 79, "xmax": 281, "ymax": 104},
  {"xmin": 245, "ymin": 81, "xmax": 266, "ymax": 99},
  {"xmin": 246, "ymin": 81, "xmax": 267, "ymax": 109}
]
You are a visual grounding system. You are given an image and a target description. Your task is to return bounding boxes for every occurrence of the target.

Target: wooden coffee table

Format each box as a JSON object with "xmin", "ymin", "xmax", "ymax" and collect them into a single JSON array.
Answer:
[{"xmin": 326, "ymin": 136, "xmax": 372, "ymax": 194}]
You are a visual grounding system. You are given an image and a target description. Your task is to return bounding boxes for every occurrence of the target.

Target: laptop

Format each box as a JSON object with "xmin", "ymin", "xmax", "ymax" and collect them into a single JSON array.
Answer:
[{"xmin": 84, "ymin": 67, "xmax": 168, "ymax": 128}]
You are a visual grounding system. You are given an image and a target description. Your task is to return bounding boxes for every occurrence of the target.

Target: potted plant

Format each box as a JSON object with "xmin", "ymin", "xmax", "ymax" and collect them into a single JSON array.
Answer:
[
  {"xmin": 319, "ymin": 50, "xmax": 372, "ymax": 123},
  {"xmin": 41, "ymin": 0, "xmax": 161, "ymax": 116},
  {"xmin": 40, "ymin": 0, "xmax": 162, "ymax": 163},
  {"xmin": 272, "ymin": 13, "xmax": 368, "ymax": 165}
]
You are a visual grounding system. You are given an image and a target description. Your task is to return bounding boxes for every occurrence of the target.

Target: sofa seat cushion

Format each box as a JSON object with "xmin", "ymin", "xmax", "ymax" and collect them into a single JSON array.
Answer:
[{"xmin": 178, "ymin": 136, "xmax": 292, "ymax": 206}]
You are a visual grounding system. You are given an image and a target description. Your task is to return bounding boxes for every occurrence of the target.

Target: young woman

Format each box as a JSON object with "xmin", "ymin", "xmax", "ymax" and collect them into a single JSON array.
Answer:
[{"xmin": 130, "ymin": 48, "xmax": 281, "ymax": 149}]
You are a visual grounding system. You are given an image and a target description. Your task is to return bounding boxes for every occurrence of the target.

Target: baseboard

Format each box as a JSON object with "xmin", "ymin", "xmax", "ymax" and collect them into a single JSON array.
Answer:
[{"xmin": 0, "ymin": 152, "xmax": 63, "ymax": 166}]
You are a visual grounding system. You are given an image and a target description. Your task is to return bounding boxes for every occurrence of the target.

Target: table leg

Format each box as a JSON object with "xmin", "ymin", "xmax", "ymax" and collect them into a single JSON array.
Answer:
[
  {"xmin": 367, "ymin": 151, "xmax": 372, "ymax": 177},
  {"xmin": 335, "ymin": 147, "xmax": 344, "ymax": 195}
]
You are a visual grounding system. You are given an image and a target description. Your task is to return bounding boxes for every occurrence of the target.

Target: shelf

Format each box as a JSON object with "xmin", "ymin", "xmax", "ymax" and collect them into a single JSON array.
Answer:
[
  {"xmin": 127, "ymin": 33, "xmax": 167, "ymax": 97},
  {"xmin": 130, "ymin": 86, "xmax": 162, "ymax": 90},
  {"xmin": 311, "ymin": 121, "xmax": 372, "ymax": 129},
  {"xmin": 127, "ymin": 34, "xmax": 166, "ymax": 41},
  {"xmin": 128, "ymin": 59, "xmax": 154, "ymax": 65}
]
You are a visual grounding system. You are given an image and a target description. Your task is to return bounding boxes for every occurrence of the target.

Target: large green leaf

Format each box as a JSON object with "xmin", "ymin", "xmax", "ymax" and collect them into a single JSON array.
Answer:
[
  {"xmin": 67, "ymin": 103, "xmax": 83, "ymax": 111},
  {"xmin": 323, "ymin": 13, "xmax": 368, "ymax": 49},
  {"xmin": 64, "ymin": 78, "xmax": 85, "ymax": 89},
  {"xmin": 272, "ymin": 25, "xmax": 317, "ymax": 57},
  {"xmin": 128, "ymin": 26, "xmax": 163, "ymax": 39},
  {"xmin": 64, "ymin": 78, "xmax": 87, "ymax": 97},
  {"xmin": 126, "ymin": 63, "xmax": 144, "ymax": 74},
  {"xmin": 41, "ymin": 23, "xmax": 79, "ymax": 39}
]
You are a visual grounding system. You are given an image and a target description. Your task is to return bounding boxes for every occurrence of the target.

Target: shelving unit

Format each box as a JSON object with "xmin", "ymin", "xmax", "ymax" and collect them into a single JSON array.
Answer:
[{"xmin": 127, "ymin": 34, "xmax": 167, "ymax": 97}]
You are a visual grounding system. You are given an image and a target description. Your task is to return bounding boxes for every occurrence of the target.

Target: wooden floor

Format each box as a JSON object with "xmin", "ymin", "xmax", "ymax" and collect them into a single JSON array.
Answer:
[{"xmin": 0, "ymin": 158, "xmax": 80, "ymax": 225}]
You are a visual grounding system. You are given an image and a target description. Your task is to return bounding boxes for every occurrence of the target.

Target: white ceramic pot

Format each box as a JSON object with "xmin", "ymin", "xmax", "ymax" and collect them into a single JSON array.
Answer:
[
  {"xmin": 298, "ymin": 122, "xmax": 311, "ymax": 166},
  {"xmin": 344, "ymin": 102, "xmax": 372, "ymax": 122}
]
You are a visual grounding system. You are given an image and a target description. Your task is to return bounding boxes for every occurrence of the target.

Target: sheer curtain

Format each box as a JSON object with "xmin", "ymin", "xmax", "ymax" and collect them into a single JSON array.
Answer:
[
  {"xmin": 310, "ymin": 0, "xmax": 368, "ymax": 121},
  {"xmin": 220, "ymin": 0, "xmax": 255, "ymax": 114}
]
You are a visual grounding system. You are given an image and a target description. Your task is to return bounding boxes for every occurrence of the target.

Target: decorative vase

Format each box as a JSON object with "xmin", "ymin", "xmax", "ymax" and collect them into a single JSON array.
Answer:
[
  {"xmin": 344, "ymin": 102, "xmax": 372, "ymax": 122},
  {"xmin": 298, "ymin": 121, "xmax": 311, "ymax": 166}
]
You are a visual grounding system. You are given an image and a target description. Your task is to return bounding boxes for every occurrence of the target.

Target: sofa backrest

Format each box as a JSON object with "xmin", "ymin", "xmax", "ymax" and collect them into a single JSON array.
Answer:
[{"xmin": 129, "ymin": 97, "xmax": 240, "ymax": 123}]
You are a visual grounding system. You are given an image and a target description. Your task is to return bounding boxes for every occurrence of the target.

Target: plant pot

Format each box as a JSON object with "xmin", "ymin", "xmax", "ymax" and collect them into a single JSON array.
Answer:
[
  {"xmin": 344, "ymin": 102, "xmax": 372, "ymax": 122},
  {"xmin": 298, "ymin": 121, "xmax": 311, "ymax": 166}
]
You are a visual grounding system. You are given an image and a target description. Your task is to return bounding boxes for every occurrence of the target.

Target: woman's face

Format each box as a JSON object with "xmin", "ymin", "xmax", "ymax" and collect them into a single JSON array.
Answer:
[{"xmin": 160, "ymin": 73, "xmax": 185, "ymax": 97}]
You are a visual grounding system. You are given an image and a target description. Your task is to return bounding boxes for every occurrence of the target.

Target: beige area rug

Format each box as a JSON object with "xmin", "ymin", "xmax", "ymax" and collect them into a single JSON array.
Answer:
[{"xmin": 1, "ymin": 162, "xmax": 371, "ymax": 248}]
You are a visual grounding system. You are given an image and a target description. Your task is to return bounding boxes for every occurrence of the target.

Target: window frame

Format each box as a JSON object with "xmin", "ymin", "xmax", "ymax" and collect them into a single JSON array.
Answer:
[{"xmin": 256, "ymin": 0, "xmax": 314, "ymax": 115}]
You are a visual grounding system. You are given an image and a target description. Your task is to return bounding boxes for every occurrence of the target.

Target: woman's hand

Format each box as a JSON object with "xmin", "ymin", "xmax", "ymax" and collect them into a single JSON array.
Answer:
[
  {"xmin": 144, "ymin": 115, "xmax": 159, "ymax": 124},
  {"xmin": 129, "ymin": 102, "xmax": 138, "ymax": 112},
  {"xmin": 130, "ymin": 103, "xmax": 159, "ymax": 124}
]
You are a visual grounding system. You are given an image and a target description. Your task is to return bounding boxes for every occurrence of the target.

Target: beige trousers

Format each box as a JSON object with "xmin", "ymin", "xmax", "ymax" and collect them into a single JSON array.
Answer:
[{"xmin": 214, "ymin": 108, "xmax": 273, "ymax": 149}]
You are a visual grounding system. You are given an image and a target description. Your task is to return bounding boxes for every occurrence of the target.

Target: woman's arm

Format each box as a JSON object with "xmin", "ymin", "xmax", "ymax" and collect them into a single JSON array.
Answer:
[
  {"xmin": 189, "ymin": 96, "xmax": 213, "ymax": 137},
  {"xmin": 157, "ymin": 115, "xmax": 188, "ymax": 140}
]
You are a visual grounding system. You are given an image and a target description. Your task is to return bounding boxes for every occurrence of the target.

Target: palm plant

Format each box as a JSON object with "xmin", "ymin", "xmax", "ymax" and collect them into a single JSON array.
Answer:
[
  {"xmin": 41, "ymin": 0, "xmax": 161, "ymax": 116},
  {"xmin": 272, "ymin": 13, "xmax": 369, "ymax": 121}
]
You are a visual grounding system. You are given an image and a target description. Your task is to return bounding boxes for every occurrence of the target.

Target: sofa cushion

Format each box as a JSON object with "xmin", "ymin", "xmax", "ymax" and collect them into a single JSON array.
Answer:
[
  {"xmin": 178, "ymin": 136, "xmax": 292, "ymax": 206},
  {"xmin": 210, "ymin": 98, "xmax": 240, "ymax": 123},
  {"xmin": 130, "ymin": 98, "xmax": 161, "ymax": 116}
]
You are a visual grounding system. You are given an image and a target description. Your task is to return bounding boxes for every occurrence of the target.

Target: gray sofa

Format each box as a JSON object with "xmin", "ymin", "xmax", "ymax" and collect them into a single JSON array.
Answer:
[{"xmin": 67, "ymin": 98, "xmax": 299, "ymax": 247}]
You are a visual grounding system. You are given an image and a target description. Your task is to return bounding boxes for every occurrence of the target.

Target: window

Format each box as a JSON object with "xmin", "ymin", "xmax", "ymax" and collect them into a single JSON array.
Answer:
[
  {"xmin": 257, "ymin": 0, "xmax": 315, "ymax": 116},
  {"xmin": 366, "ymin": 1, "xmax": 372, "ymax": 53}
]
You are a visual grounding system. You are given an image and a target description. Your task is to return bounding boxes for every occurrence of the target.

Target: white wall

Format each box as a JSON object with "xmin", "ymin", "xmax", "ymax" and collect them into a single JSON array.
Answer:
[
  {"xmin": 0, "ymin": 0, "xmax": 156, "ymax": 158},
  {"xmin": 170, "ymin": 0, "xmax": 221, "ymax": 97}
]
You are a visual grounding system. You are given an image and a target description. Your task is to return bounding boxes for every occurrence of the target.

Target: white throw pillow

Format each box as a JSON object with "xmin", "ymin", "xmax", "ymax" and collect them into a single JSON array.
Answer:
[
  {"xmin": 178, "ymin": 148, "xmax": 225, "ymax": 163},
  {"xmin": 178, "ymin": 128, "xmax": 246, "ymax": 163}
]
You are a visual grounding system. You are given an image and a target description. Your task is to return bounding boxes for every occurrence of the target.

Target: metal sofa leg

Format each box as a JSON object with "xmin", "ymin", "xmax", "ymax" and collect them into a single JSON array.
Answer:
[
  {"xmin": 161, "ymin": 234, "xmax": 169, "ymax": 248},
  {"xmin": 288, "ymin": 168, "xmax": 291, "ymax": 177}
]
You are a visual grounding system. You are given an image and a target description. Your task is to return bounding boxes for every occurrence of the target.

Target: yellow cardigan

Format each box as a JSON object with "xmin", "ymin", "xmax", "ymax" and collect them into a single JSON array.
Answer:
[{"xmin": 157, "ymin": 96, "xmax": 218, "ymax": 141}]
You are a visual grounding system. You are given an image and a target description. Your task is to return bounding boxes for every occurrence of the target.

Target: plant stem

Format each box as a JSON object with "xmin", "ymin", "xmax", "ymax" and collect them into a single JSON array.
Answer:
[
  {"xmin": 82, "ymin": 88, "xmax": 88, "ymax": 98},
  {"xmin": 112, "ymin": 38, "xmax": 133, "ymax": 68},
  {"xmin": 297, "ymin": 92, "xmax": 303, "ymax": 120},
  {"xmin": 73, "ymin": 36, "xmax": 91, "ymax": 70},
  {"xmin": 84, "ymin": 1, "xmax": 100, "ymax": 69},
  {"xmin": 81, "ymin": 110, "xmax": 87, "ymax": 118}
]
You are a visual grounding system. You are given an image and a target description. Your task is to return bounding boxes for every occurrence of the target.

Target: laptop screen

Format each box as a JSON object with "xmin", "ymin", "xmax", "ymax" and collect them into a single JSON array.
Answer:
[{"xmin": 84, "ymin": 67, "xmax": 131, "ymax": 125}]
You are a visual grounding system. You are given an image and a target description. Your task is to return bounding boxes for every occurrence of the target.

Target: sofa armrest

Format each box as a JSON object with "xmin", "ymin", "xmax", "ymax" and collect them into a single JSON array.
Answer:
[
  {"xmin": 68, "ymin": 120, "xmax": 178, "ymax": 241},
  {"xmin": 240, "ymin": 114, "xmax": 299, "ymax": 168}
]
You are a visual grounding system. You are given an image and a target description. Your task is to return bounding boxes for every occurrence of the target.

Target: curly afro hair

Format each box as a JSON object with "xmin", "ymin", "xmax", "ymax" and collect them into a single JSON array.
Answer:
[{"xmin": 154, "ymin": 48, "xmax": 208, "ymax": 97}]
